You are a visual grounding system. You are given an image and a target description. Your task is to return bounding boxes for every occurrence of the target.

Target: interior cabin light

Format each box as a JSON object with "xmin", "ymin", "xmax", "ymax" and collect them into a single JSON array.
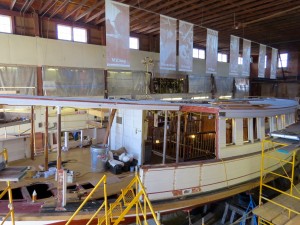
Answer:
[
  {"xmin": 192, "ymin": 96, "xmax": 209, "ymax": 100},
  {"xmin": 190, "ymin": 135, "xmax": 196, "ymax": 139},
  {"xmin": 219, "ymin": 95, "xmax": 232, "ymax": 99},
  {"xmin": 161, "ymin": 98, "xmax": 182, "ymax": 101},
  {"xmin": 47, "ymin": 68, "xmax": 58, "ymax": 71},
  {"xmin": 155, "ymin": 140, "xmax": 160, "ymax": 144}
]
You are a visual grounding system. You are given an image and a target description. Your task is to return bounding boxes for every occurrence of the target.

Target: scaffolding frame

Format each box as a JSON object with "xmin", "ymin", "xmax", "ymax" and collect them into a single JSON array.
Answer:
[{"xmin": 257, "ymin": 139, "xmax": 300, "ymax": 225}]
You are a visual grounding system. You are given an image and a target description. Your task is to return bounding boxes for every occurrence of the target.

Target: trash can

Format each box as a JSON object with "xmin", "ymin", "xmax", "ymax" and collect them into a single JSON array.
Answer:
[{"xmin": 90, "ymin": 144, "xmax": 108, "ymax": 172}]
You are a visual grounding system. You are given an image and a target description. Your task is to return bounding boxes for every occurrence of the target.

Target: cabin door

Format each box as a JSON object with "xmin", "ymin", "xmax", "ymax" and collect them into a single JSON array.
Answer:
[{"xmin": 111, "ymin": 109, "xmax": 144, "ymax": 165}]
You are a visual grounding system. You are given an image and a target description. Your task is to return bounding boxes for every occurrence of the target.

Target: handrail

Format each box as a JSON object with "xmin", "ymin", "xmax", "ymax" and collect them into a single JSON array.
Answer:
[
  {"xmin": 65, "ymin": 175, "xmax": 108, "ymax": 225},
  {"xmin": 97, "ymin": 174, "xmax": 160, "ymax": 225}
]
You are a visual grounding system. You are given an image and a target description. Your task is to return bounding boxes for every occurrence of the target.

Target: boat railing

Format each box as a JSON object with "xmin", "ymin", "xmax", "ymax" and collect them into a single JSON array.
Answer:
[{"xmin": 152, "ymin": 129, "xmax": 216, "ymax": 162}]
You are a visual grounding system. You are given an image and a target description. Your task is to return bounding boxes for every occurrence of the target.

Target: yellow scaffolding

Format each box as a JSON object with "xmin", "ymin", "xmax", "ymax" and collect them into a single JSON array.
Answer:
[
  {"xmin": 65, "ymin": 174, "xmax": 161, "ymax": 225},
  {"xmin": 256, "ymin": 138, "xmax": 300, "ymax": 225}
]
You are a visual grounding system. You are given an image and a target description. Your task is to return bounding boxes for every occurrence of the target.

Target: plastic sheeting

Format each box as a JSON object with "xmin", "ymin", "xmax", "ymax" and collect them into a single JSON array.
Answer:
[
  {"xmin": 0, "ymin": 66, "xmax": 36, "ymax": 95},
  {"xmin": 214, "ymin": 76, "xmax": 233, "ymax": 98},
  {"xmin": 42, "ymin": 67, "xmax": 104, "ymax": 97},
  {"xmin": 235, "ymin": 78, "xmax": 249, "ymax": 98},
  {"xmin": 188, "ymin": 74, "xmax": 212, "ymax": 96},
  {"xmin": 107, "ymin": 70, "xmax": 149, "ymax": 96}
]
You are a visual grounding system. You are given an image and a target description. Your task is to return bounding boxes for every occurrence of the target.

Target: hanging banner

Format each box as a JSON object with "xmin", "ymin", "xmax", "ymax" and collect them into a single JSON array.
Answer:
[
  {"xmin": 229, "ymin": 35, "xmax": 240, "ymax": 76},
  {"xmin": 206, "ymin": 28, "xmax": 218, "ymax": 74},
  {"xmin": 270, "ymin": 48, "xmax": 278, "ymax": 79},
  {"xmin": 258, "ymin": 44, "xmax": 266, "ymax": 78},
  {"xmin": 105, "ymin": 0, "xmax": 130, "ymax": 67},
  {"xmin": 242, "ymin": 39, "xmax": 251, "ymax": 76},
  {"xmin": 160, "ymin": 15, "xmax": 177, "ymax": 70},
  {"xmin": 178, "ymin": 20, "xmax": 193, "ymax": 72}
]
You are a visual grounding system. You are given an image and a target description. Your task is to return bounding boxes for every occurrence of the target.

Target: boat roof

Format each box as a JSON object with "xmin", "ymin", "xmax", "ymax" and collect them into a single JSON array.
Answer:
[{"xmin": 0, "ymin": 95, "xmax": 297, "ymax": 116}]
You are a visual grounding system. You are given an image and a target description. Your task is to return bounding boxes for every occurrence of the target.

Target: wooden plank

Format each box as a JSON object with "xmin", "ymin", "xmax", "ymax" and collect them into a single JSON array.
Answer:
[
  {"xmin": 103, "ymin": 109, "xmax": 116, "ymax": 145},
  {"xmin": 285, "ymin": 215, "xmax": 300, "ymax": 225},
  {"xmin": 0, "ymin": 166, "xmax": 27, "ymax": 181}
]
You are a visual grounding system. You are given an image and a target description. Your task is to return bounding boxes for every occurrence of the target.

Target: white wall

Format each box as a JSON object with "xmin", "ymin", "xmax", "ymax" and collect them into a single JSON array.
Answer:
[{"xmin": 0, "ymin": 33, "xmax": 235, "ymax": 77}]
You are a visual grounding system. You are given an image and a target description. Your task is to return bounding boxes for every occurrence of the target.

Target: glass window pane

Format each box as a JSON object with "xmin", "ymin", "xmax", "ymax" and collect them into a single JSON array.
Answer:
[
  {"xmin": 193, "ymin": 48, "xmax": 198, "ymax": 58},
  {"xmin": 0, "ymin": 15, "xmax": 12, "ymax": 33},
  {"xmin": 199, "ymin": 49, "xmax": 205, "ymax": 59},
  {"xmin": 238, "ymin": 57, "xmax": 243, "ymax": 65},
  {"xmin": 73, "ymin": 27, "xmax": 87, "ymax": 43},
  {"xmin": 57, "ymin": 24, "xmax": 72, "ymax": 41},
  {"xmin": 264, "ymin": 55, "xmax": 267, "ymax": 68},
  {"xmin": 129, "ymin": 37, "xmax": 139, "ymax": 49},
  {"xmin": 278, "ymin": 53, "xmax": 288, "ymax": 68}
]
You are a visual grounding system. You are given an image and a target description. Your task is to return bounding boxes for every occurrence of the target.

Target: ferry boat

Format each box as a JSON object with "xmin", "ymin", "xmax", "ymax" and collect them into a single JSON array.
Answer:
[{"xmin": 0, "ymin": 95, "xmax": 298, "ymax": 224}]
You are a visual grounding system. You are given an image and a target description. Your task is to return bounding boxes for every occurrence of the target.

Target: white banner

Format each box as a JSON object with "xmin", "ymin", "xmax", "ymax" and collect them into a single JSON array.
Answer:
[
  {"xmin": 258, "ymin": 44, "xmax": 266, "ymax": 78},
  {"xmin": 105, "ymin": 0, "xmax": 130, "ymax": 67},
  {"xmin": 242, "ymin": 39, "xmax": 251, "ymax": 76},
  {"xmin": 229, "ymin": 35, "xmax": 239, "ymax": 76},
  {"xmin": 179, "ymin": 21, "xmax": 193, "ymax": 72},
  {"xmin": 160, "ymin": 15, "xmax": 177, "ymax": 70},
  {"xmin": 270, "ymin": 48, "xmax": 278, "ymax": 79},
  {"xmin": 206, "ymin": 28, "xmax": 218, "ymax": 74}
]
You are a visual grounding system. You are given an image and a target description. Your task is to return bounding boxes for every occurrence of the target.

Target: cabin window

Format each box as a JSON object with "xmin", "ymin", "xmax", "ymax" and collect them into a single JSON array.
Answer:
[
  {"xmin": 226, "ymin": 118, "xmax": 233, "ymax": 144},
  {"xmin": 265, "ymin": 117, "xmax": 270, "ymax": 136},
  {"xmin": 0, "ymin": 15, "xmax": 12, "ymax": 33},
  {"xmin": 253, "ymin": 118, "xmax": 258, "ymax": 141},
  {"xmin": 243, "ymin": 118, "xmax": 249, "ymax": 142},
  {"xmin": 238, "ymin": 57, "xmax": 243, "ymax": 65}
]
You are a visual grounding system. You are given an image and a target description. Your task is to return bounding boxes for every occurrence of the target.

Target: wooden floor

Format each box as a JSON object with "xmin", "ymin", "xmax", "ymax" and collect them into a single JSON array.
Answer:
[
  {"xmin": 0, "ymin": 146, "xmax": 279, "ymax": 222},
  {"xmin": 253, "ymin": 183, "xmax": 300, "ymax": 225}
]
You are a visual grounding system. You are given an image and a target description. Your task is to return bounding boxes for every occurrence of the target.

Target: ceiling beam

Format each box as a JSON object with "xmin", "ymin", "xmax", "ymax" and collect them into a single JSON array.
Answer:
[
  {"xmin": 39, "ymin": 0, "xmax": 56, "ymax": 14},
  {"xmin": 64, "ymin": 0, "xmax": 89, "ymax": 20},
  {"xmin": 10, "ymin": 0, "xmax": 17, "ymax": 10},
  {"xmin": 75, "ymin": 1, "xmax": 103, "ymax": 22},
  {"xmin": 23, "ymin": 0, "xmax": 36, "ymax": 14},
  {"xmin": 50, "ymin": 0, "xmax": 70, "ymax": 18},
  {"xmin": 85, "ymin": 9, "xmax": 104, "ymax": 23}
]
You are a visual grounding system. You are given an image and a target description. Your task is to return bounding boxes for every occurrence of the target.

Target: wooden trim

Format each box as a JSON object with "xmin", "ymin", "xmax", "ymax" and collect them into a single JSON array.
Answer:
[{"xmin": 44, "ymin": 107, "xmax": 48, "ymax": 171}]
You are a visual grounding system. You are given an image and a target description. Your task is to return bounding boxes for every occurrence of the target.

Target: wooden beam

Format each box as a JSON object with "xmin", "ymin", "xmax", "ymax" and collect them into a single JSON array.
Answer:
[
  {"xmin": 85, "ymin": 9, "xmax": 104, "ymax": 23},
  {"xmin": 50, "ymin": 0, "xmax": 70, "ymax": 18},
  {"xmin": 103, "ymin": 109, "xmax": 117, "ymax": 145},
  {"xmin": 44, "ymin": 107, "xmax": 49, "ymax": 171},
  {"xmin": 75, "ymin": 1, "xmax": 102, "ymax": 22},
  {"xmin": 64, "ymin": 0, "xmax": 89, "ymax": 20},
  {"xmin": 39, "ymin": 0, "xmax": 55, "ymax": 14},
  {"xmin": 36, "ymin": 67, "xmax": 43, "ymax": 95},
  {"xmin": 23, "ymin": 0, "xmax": 35, "ymax": 14},
  {"xmin": 10, "ymin": 0, "xmax": 17, "ymax": 10},
  {"xmin": 56, "ymin": 106, "xmax": 62, "ymax": 170},
  {"xmin": 30, "ymin": 106, "xmax": 34, "ymax": 160}
]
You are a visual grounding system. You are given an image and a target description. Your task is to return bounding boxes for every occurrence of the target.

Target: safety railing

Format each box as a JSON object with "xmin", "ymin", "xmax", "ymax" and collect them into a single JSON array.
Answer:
[
  {"xmin": 65, "ymin": 174, "xmax": 160, "ymax": 225},
  {"xmin": 65, "ymin": 175, "xmax": 108, "ymax": 225}
]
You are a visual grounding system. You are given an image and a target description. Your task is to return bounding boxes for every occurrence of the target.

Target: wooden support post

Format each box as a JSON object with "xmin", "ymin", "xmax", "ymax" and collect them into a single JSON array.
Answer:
[
  {"xmin": 36, "ymin": 67, "xmax": 43, "ymax": 96},
  {"xmin": 104, "ymin": 70, "xmax": 108, "ymax": 99},
  {"xmin": 103, "ymin": 109, "xmax": 117, "ymax": 145},
  {"xmin": 176, "ymin": 111, "xmax": 181, "ymax": 163},
  {"xmin": 162, "ymin": 110, "xmax": 168, "ymax": 164},
  {"xmin": 44, "ymin": 107, "xmax": 48, "ymax": 171},
  {"xmin": 183, "ymin": 113, "xmax": 188, "ymax": 161},
  {"xmin": 30, "ymin": 106, "xmax": 34, "ymax": 160},
  {"xmin": 57, "ymin": 106, "xmax": 62, "ymax": 170}
]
